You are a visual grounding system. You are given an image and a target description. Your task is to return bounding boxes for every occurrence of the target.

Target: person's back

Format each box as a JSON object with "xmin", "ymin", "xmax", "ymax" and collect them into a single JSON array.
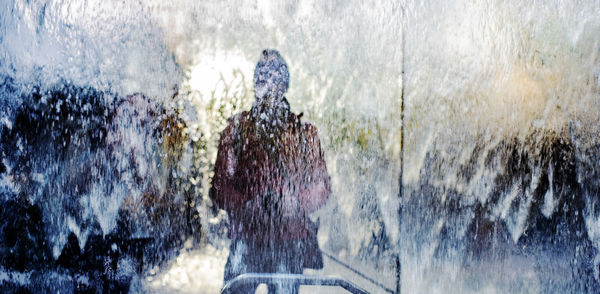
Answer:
[{"xmin": 210, "ymin": 49, "xmax": 331, "ymax": 294}]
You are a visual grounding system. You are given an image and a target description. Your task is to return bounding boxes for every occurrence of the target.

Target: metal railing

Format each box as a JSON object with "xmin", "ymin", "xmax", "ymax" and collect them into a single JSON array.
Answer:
[{"xmin": 220, "ymin": 273, "xmax": 370, "ymax": 294}]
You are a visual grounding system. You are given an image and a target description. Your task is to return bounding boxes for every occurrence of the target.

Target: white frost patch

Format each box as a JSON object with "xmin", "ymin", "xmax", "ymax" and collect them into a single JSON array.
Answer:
[
  {"xmin": 66, "ymin": 216, "xmax": 81, "ymax": 237},
  {"xmin": 0, "ymin": 164, "xmax": 17, "ymax": 195},
  {"xmin": 1, "ymin": 116, "xmax": 12, "ymax": 130},
  {"xmin": 541, "ymin": 163, "xmax": 555, "ymax": 218},
  {"xmin": 496, "ymin": 182, "xmax": 520, "ymax": 220},
  {"xmin": 500, "ymin": 167, "xmax": 540, "ymax": 243},
  {"xmin": 117, "ymin": 256, "xmax": 136, "ymax": 279},
  {"xmin": 0, "ymin": 268, "xmax": 31, "ymax": 285},
  {"xmin": 90, "ymin": 182, "xmax": 122, "ymax": 236},
  {"xmin": 30, "ymin": 173, "xmax": 45, "ymax": 184},
  {"xmin": 584, "ymin": 196, "xmax": 600, "ymax": 280}
]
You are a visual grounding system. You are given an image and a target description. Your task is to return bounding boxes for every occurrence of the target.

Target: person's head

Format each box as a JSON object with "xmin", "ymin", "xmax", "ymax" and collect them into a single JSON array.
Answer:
[{"xmin": 253, "ymin": 49, "xmax": 289, "ymax": 103}]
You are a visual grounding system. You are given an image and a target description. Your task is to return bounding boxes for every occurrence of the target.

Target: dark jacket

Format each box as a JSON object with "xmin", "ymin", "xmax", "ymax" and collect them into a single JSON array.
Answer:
[{"xmin": 209, "ymin": 104, "xmax": 330, "ymax": 241}]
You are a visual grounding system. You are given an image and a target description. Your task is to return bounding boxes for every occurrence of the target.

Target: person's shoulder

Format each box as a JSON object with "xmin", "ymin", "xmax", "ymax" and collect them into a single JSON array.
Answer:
[
  {"xmin": 299, "ymin": 120, "xmax": 320, "ymax": 138},
  {"xmin": 226, "ymin": 111, "xmax": 249, "ymax": 123},
  {"xmin": 224, "ymin": 111, "xmax": 251, "ymax": 128},
  {"xmin": 220, "ymin": 112, "xmax": 246, "ymax": 139}
]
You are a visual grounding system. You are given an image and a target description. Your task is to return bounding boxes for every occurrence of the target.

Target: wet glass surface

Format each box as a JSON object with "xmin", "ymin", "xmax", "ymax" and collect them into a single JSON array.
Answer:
[{"xmin": 0, "ymin": 1, "xmax": 599, "ymax": 293}]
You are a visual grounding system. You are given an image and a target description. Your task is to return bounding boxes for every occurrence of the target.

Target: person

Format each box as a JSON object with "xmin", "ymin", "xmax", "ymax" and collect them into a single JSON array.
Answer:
[{"xmin": 210, "ymin": 49, "xmax": 331, "ymax": 293}]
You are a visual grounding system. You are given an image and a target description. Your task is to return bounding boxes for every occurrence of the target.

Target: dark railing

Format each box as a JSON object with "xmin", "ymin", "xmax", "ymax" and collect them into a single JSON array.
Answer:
[{"xmin": 220, "ymin": 273, "xmax": 370, "ymax": 294}]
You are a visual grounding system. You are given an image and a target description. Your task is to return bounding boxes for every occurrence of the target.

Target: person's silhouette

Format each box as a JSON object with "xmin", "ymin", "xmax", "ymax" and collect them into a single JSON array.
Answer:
[{"xmin": 210, "ymin": 49, "xmax": 331, "ymax": 293}]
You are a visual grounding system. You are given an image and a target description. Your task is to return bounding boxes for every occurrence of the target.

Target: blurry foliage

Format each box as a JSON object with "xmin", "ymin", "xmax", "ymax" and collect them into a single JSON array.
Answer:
[
  {"xmin": 177, "ymin": 63, "xmax": 401, "ymax": 268},
  {"xmin": 0, "ymin": 78, "xmax": 205, "ymax": 271},
  {"xmin": 176, "ymin": 68, "xmax": 253, "ymax": 246},
  {"xmin": 0, "ymin": 59, "xmax": 402, "ymax": 278},
  {"xmin": 405, "ymin": 126, "xmax": 599, "ymax": 290},
  {"xmin": 325, "ymin": 108, "xmax": 398, "ymax": 159}
]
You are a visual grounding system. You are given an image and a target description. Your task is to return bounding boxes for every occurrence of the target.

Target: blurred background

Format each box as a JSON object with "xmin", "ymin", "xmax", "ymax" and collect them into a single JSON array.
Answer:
[{"xmin": 0, "ymin": 0, "xmax": 598, "ymax": 293}]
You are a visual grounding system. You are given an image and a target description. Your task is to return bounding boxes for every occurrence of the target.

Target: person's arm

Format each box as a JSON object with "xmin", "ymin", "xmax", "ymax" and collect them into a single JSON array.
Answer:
[
  {"xmin": 298, "ymin": 124, "xmax": 331, "ymax": 213},
  {"xmin": 209, "ymin": 121, "xmax": 249, "ymax": 212}
]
